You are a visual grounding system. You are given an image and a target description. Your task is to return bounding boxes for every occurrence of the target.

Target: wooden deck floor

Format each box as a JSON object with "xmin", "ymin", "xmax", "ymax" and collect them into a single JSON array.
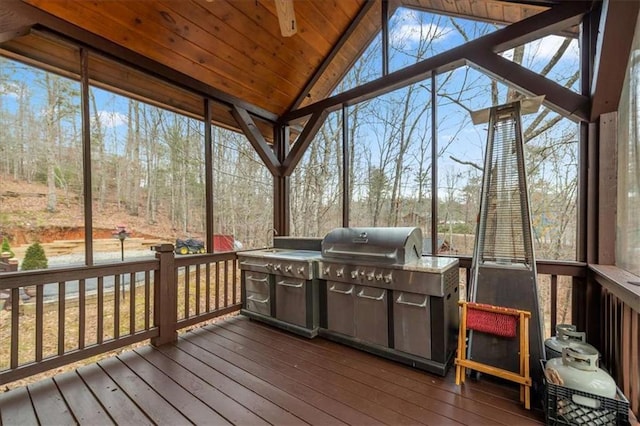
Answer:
[{"xmin": 0, "ymin": 315, "xmax": 544, "ymax": 425}]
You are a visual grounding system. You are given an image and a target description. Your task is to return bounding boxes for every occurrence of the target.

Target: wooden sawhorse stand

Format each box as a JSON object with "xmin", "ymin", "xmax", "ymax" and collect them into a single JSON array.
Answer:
[{"xmin": 455, "ymin": 301, "xmax": 532, "ymax": 410}]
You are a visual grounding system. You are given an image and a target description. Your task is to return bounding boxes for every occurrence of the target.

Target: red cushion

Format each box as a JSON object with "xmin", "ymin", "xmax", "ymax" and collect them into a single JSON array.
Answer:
[{"xmin": 467, "ymin": 307, "xmax": 518, "ymax": 338}]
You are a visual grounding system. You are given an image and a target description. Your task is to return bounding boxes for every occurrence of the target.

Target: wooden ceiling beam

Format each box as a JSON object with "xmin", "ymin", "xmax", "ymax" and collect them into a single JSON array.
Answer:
[
  {"xmin": 1, "ymin": 0, "xmax": 278, "ymax": 123},
  {"xmin": 467, "ymin": 51, "xmax": 589, "ymax": 121},
  {"xmin": 590, "ymin": 0, "xmax": 640, "ymax": 121},
  {"xmin": 231, "ymin": 105, "xmax": 281, "ymax": 176},
  {"xmin": 282, "ymin": 0, "xmax": 592, "ymax": 124},
  {"xmin": 0, "ymin": 25, "xmax": 30, "ymax": 44},
  {"xmin": 0, "ymin": 0, "xmax": 36, "ymax": 43},
  {"xmin": 282, "ymin": 110, "xmax": 329, "ymax": 176}
]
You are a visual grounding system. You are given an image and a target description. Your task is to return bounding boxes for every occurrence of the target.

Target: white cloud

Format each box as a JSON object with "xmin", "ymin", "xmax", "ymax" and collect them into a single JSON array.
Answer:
[
  {"xmin": 501, "ymin": 35, "xmax": 579, "ymax": 63},
  {"xmin": 390, "ymin": 8, "xmax": 451, "ymax": 45},
  {"xmin": 95, "ymin": 110, "xmax": 127, "ymax": 128},
  {"xmin": 391, "ymin": 22, "xmax": 450, "ymax": 44}
]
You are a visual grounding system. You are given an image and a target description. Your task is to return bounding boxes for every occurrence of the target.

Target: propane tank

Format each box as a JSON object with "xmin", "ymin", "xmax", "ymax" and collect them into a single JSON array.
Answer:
[
  {"xmin": 544, "ymin": 324, "xmax": 600, "ymax": 360},
  {"xmin": 546, "ymin": 346, "xmax": 616, "ymax": 404}
]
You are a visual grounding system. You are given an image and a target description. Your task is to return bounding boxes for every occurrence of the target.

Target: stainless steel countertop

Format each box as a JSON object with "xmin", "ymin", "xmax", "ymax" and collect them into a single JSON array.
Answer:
[
  {"xmin": 400, "ymin": 256, "xmax": 459, "ymax": 273},
  {"xmin": 239, "ymin": 249, "xmax": 458, "ymax": 274}
]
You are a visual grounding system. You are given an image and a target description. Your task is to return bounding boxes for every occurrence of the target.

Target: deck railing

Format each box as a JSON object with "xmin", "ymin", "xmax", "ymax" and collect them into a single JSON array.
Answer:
[
  {"xmin": 0, "ymin": 245, "xmax": 241, "ymax": 386},
  {"xmin": 591, "ymin": 265, "xmax": 640, "ymax": 416},
  {"xmin": 1, "ymin": 250, "xmax": 636, "ymax": 417},
  {"xmin": 457, "ymin": 258, "xmax": 587, "ymax": 339},
  {"xmin": 174, "ymin": 249, "xmax": 241, "ymax": 330}
]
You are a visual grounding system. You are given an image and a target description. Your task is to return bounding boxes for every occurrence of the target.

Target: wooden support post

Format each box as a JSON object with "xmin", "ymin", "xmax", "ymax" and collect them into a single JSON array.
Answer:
[{"xmin": 151, "ymin": 244, "xmax": 177, "ymax": 346}]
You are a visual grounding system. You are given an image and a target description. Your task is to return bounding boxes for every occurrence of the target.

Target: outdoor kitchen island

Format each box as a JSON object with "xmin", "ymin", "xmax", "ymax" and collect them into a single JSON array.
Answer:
[
  {"xmin": 239, "ymin": 228, "xmax": 460, "ymax": 376},
  {"xmin": 238, "ymin": 247, "xmax": 322, "ymax": 338}
]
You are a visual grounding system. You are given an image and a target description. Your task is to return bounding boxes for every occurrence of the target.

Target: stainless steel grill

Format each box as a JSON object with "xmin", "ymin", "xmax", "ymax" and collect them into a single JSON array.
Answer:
[
  {"xmin": 318, "ymin": 226, "xmax": 459, "ymax": 376},
  {"xmin": 321, "ymin": 227, "xmax": 422, "ymax": 265}
]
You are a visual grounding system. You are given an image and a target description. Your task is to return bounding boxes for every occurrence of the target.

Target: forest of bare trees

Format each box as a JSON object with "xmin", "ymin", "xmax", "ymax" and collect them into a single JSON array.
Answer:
[
  {"xmin": 290, "ymin": 8, "xmax": 579, "ymax": 260},
  {"xmin": 0, "ymin": 58, "xmax": 272, "ymax": 251},
  {"xmin": 1, "ymin": 7, "xmax": 579, "ymax": 261}
]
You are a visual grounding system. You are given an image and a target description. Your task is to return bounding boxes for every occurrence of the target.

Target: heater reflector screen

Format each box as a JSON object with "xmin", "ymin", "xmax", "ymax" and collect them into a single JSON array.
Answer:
[{"xmin": 477, "ymin": 108, "xmax": 533, "ymax": 266}]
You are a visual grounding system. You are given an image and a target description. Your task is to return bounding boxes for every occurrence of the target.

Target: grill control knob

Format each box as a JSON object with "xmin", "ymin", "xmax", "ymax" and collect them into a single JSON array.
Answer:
[
  {"xmin": 366, "ymin": 272, "xmax": 374, "ymax": 281},
  {"xmin": 383, "ymin": 273, "xmax": 392, "ymax": 283},
  {"xmin": 336, "ymin": 269, "xmax": 344, "ymax": 277},
  {"xmin": 266, "ymin": 263, "xmax": 273, "ymax": 269},
  {"xmin": 274, "ymin": 264, "xmax": 281, "ymax": 271},
  {"xmin": 324, "ymin": 267, "xmax": 330, "ymax": 275},
  {"xmin": 284, "ymin": 265, "xmax": 292, "ymax": 272},
  {"xmin": 350, "ymin": 270, "xmax": 359, "ymax": 279},
  {"xmin": 297, "ymin": 267, "xmax": 305, "ymax": 275},
  {"xmin": 375, "ymin": 273, "xmax": 383, "ymax": 281}
]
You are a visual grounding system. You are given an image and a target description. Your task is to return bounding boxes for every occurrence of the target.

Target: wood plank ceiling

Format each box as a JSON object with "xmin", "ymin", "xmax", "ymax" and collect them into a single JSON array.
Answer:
[{"xmin": 9, "ymin": 0, "xmax": 555, "ymax": 133}]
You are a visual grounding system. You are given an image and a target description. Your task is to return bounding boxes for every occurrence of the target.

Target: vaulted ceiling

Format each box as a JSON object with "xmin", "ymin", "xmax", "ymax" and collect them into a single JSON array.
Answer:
[{"xmin": 0, "ymin": 0, "xmax": 561, "ymax": 134}]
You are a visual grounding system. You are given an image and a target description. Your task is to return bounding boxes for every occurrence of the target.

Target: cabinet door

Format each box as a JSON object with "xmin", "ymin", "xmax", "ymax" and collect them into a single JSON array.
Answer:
[
  {"xmin": 326, "ymin": 282, "xmax": 355, "ymax": 337},
  {"xmin": 275, "ymin": 277, "xmax": 306, "ymax": 327},
  {"xmin": 393, "ymin": 291, "xmax": 431, "ymax": 359},
  {"xmin": 354, "ymin": 286, "xmax": 388, "ymax": 346}
]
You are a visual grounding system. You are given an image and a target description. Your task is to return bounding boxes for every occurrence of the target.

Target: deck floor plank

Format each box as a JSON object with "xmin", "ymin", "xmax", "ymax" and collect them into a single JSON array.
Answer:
[
  {"xmin": 98, "ymin": 356, "xmax": 191, "ymax": 425},
  {"xmin": 189, "ymin": 327, "xmax": 436, "ymax": 425},
  {"xmin": 53, "ymin": 370, "xmax": 114, "ymax": 426},
  {"xmin": 225, "ymin": 316, "xmax": 543, "ymax": 425},
  {"xmin": 304, "ymin": 327, "xmax": 527, "ymax": 408},
  {"xmin": 121, "ymin": 349, "xmax": 253, "ymax": 425},
  {"xmin": 76, "ymin": 363, "xmax": 154, "ymax": 426},
  {"xmin": 237, "ymin": 319, "xmax": 541, "ymax": 421},
  {"xmin": 0, "ymin": 386, "xmax": 39, "ymax": 425},
  {"xmin": 139, "ymin": 345, "xmax": 305, "ymax": 425},
  {"xmin": 178, "ymin": 334, "xmax": 360, "ymax": 425},
  {"xmin": 218, "ymin": 319, "xmax": 509, "ymax": 425},
  {"xmin": 206, "ymin": 323, "xmax": 466, "ymax": 425},
  {"xmin": 27, "ymin": 378, "xmax": 76, "ymax": 425},
  {"xmin": 0, "ymin": 314, "xmax": 547, "ymax": 425}
]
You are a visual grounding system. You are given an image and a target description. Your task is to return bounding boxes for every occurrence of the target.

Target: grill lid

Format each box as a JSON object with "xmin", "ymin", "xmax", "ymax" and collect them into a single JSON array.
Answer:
[{"xmin": 321, "ymin": 227, "xmax": 423, "ymax": 265}]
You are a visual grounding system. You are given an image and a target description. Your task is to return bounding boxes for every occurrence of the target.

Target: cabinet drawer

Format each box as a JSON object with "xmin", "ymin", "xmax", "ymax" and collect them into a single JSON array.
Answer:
[
  {"xmin": 245, "ymin": 271, "xmax": 270, "ymax": 294},
  {"xmin": 245, "ymin": 290, "xmax": 271, "ymax": 316}
]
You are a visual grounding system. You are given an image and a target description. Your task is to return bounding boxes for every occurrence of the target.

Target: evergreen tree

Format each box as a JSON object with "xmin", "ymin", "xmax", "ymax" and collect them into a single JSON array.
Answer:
[
  {"xmin": 21, "ymin": 242, "xmax": 48, "ymax": 271},
  {"xmin": 1, "ymin": 236, "xmax": 15, "ymax": 258}
]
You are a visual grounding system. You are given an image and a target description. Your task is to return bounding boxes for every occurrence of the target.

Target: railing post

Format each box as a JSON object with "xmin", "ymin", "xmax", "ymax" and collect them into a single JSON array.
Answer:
[{"xmin": 151, "ymin": 244, "xmax": 177, "ymax": 346}]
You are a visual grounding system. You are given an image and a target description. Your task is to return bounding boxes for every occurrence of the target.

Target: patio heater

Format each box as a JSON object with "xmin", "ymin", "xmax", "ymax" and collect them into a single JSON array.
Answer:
[{"xmin": 468, "ymin": 96, "xmax": 545, "ymax": 389}]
